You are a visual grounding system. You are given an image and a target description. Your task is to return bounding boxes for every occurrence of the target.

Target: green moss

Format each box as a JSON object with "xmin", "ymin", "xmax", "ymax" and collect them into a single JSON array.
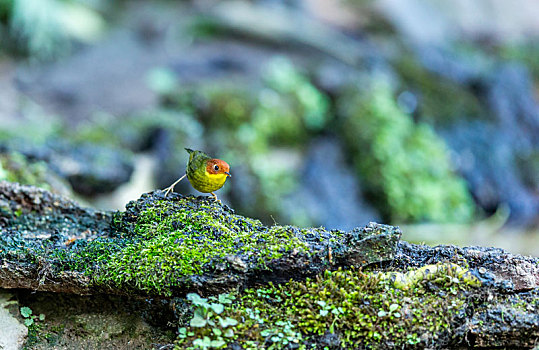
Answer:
[
  {"xmin": 43, "ymin": 195, "xmax": 312, "ymax": 296},
  {"xmin": 50, "ymin": 237, "xmax": 125, "ymax": 273},
  {"xmin": 176, "ymin": 263, "xmax": 480, "ymax": 349},
  {"xmin": 340, "ymin": 83, "xmax": 475, "ymax": 223},
  {"xmin": 5, "ymin": 189, "xmax": 363, "ymax": 298},
  {"xmin": 0, "ymin": 151, "xmax": 53, "ymax": 190},
  {"xmin": 379, "ymin": 263, "xmax": 481, "ymax": 290},
  {"xmin": 96, "ymin": 199, "xmax": 310, "ymax": 295},
  {"xmin": 149, "ymin": 57, "xmax": 331, "ymax": 220},
  {"xmin": 3, "ymin": 189, "xmax": 400, "ymax": 300}
]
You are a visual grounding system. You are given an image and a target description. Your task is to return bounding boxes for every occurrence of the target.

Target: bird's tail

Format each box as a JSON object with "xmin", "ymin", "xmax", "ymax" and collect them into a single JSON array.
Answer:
[{"xmin": 185, "ymin": 148, "xmax": 194, "ymax": 154}]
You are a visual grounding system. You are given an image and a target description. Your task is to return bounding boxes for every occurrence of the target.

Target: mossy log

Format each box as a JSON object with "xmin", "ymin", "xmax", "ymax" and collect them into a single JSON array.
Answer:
[
  {"xmin": 0, "ymin": 181, "xmax": 400, "ymax": 296},
  {"xmin": 0, "ymin": 181, "xmax": 537, "ymax": 348}
]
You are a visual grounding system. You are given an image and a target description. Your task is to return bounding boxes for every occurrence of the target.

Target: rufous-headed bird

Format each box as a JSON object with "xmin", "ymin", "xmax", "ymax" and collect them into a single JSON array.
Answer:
[{"xmin": 163, "ymin": 148, "xmax": 231, "ymax": 201}]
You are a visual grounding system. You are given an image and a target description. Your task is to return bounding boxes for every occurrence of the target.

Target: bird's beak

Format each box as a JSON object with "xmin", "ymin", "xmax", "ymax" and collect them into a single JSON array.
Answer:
[{"xmin": 225, "ymin": 171, "xmax": 231, "ymax": 178}]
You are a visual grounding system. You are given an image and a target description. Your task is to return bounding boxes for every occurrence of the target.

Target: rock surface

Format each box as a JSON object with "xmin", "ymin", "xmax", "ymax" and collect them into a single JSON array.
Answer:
[
  {"xmin": 0, "ymin": 181, "xmax": 400, "ymax": 297},
  {"xmin": 282, "ymin": 137, "xmax": 380, "ymax": 230},
  {"xmin": 0, "ymin": 181, "xmax": 536, "ymax": 348},
  {"xmin": 1, "ymin": 140, "xmax": 135, "ymax": 197},
  {"xmin": 0, "ymin": 291, "xmax": 27, "ymax": 350}
]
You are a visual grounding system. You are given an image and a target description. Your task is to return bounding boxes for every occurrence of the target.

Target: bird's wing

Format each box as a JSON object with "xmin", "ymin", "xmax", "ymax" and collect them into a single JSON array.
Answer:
[{"xmin": 187, "ymin": 150, "xmax": 211, "ymax": 175}]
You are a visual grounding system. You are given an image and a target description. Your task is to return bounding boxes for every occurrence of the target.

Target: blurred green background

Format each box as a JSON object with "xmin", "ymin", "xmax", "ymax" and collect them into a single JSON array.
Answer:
[{"xmin": 0, "ymin": 0, "xmax": 538, "ymax": 255}]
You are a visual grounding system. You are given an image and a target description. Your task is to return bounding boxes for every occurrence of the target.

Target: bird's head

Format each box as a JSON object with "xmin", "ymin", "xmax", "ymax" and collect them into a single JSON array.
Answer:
[{"xmin": 206, "ymin": 159, "xmax": 231, "ymax": 178}]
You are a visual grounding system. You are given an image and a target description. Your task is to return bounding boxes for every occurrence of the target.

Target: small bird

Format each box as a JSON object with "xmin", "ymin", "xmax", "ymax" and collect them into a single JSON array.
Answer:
[{"xmin": 163, "ymin": 148, "xmax": 231, "ymax": 201}]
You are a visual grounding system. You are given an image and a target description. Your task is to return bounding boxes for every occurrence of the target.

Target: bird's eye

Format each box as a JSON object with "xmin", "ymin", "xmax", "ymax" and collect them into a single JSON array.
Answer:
[{"xmin": 214, "ymin": 165, "xmax": 219, "ymax": 171}]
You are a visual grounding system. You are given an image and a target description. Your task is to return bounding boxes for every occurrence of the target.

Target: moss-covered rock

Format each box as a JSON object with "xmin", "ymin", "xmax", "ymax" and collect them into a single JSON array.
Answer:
[
  {"xmin": 0, "ymin": 182, "xmax": 401, "ymax": 297},
  {"xmin": 95, "ymin": 194, "xmax": 312, "ymax": 295},
  {"xmin": 174, "ymin": 245, "xmax": 539, "ymax": 349},
  {"xmin": 93, "ymin": 192, "xmax": 400, "ymax": 296},
  {"xmin": 0, "ymin": 183, "xmax": 537, "ymax": 349},
  {"xmin": 175, "ymin": 263, "xmax": 481, "ymax": 349},
  {"xmin": 339, "ymin": 83, "xmax": 476, "ymax": 223}
]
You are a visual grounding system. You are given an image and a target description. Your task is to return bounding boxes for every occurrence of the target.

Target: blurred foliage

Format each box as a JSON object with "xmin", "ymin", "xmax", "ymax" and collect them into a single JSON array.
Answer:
[
  {"xmin": 340, "ymin": 82, "xmax": 475, "ymax": 223},
  {"xmin": 263, "ymin": 57, "xmax": 330, "ymax": 132},
  {"xmin": 0, "ymin": 0, "xmax": 105, "ymax": 60},
  {"xmin": 500, "ymin": 42, "xmax": 539, "ymax": 84},
  {"xmin": 395, "ymin": 55, "xmax": 486, "ymax": 124},
  {"xmin": 0, "ymin": 151, "xmax": 53, "ymax": 190},
  {"xmin": 516, "ymin": 150, "xmax": 539, "ymax": 193},
  {"xmin": 72, "ymin": 110, "xmax": 202, "ymax": 152},
  {"xmin": 146, "ymin": 67, "xmax": 180, "ymax": 97},
  {"xmin": 213, "ymin": 58, "xmax": 329, "ymax": 216},
  {"xmin": 154, "ymin": 57, "xmax": 331, "ymax": 218},
  {"xmin": 0, "ymin": 0, "xmax": 535, "ymax": 233}
]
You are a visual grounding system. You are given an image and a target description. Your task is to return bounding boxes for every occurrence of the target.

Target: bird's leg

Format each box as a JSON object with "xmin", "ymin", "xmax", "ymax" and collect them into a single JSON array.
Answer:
[
  {"xmin": 210, "ymin": 192, "xmax": 221, "ymax": 203},
  {"xmin": 163, "ymin": 174, "xmax": 186, "ymax": 197}
]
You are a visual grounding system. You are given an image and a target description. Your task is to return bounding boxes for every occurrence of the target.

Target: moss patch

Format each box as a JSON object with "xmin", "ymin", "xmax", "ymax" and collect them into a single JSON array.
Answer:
[
  {"xmin": 176, "ymin": 263, "xmax": 481, "ymax": 349},
  {"xmin": 156, "ymin": 57, "xmax": 331, "ymax": 220},
  {"xmin": 94, "ymin": 196, "xmax": 310, "ymax": 295},
  {"xmin": 1, "ymin": 185, "xmax": 400, "ymax": 298},
  {"xmin": 40, "ymin": 192, "xmax": 318, "ymax": 296},
  {"xmin": 0, "ymin": 152, "xmax": 60, "ymax": 192},
  {"xmin": 339, "ymin": 83, "xmax": 475, "ymax": 223}
]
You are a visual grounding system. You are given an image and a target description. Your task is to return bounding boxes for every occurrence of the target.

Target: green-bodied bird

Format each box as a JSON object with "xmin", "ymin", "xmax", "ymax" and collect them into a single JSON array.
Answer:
[{"xmin": 163, "ymin": 148, "xmax": 231, "ymax": 201}]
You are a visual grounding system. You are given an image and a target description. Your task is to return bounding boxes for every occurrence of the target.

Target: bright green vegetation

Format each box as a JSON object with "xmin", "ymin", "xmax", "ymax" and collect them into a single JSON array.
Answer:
[
  {"xmin": 46, "ymin": 195, "xmax": 312, "ymax": 296},
  {"xmin": 0, "ymin": 151, "xmax": 57, "ymax": 191},
  {"xmin": 2, "ymin": 188, "xmax": 398, "ymax": 300},
  {"xmin": 176, "ymin": 263, "xmax": 481, "ymax": 349},
  {"xmin": 155, "ymin": 57, "xmax": 331, "ymax": 219},
  {"xmin": 19, "ymin": 306, "xmax": 47, "ymax": 349},
  {"xmin": 0, "ymin": 0, "xmax": 105, "ymax": 59},
  {"xmin": 20, "ymin": 306, "xmax": 45, "ymax": 327},
  {"xmin": 95, "ymin": 198, "xmax": 310, "ymax": 295},
  {"xmin": 340, "ymin": 83, "xmax": 475, "ymax": 223}
]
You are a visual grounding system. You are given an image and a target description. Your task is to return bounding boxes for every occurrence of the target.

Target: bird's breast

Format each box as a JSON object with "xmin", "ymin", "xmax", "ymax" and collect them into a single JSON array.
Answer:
[{"xmin": 187, "ymin": 169, "xmax": 228, "ymax": 193}]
